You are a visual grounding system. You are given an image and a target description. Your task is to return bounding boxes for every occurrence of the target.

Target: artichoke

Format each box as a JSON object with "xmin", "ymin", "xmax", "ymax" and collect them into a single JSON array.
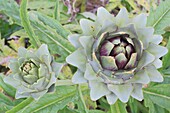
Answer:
[
  {"xmin": 66, "ymin": 7, "xmax": 168, "ymax": 104},
  {"xmin": 4, "ymin": 44, "xmax": 63, "ymax": 100}
]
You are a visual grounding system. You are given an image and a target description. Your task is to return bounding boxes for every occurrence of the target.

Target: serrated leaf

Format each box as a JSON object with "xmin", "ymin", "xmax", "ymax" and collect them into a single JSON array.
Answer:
[
  {"xmin": 143, "ymin": 84, "xmax": 170, "ymax": 111},
  {"xmin": 147, "ymin": 0, "xmax": 170, "ymax": 34},
  {"xmin": 19, "ymin": 86, "xmax": 87, "ymax": 113}
]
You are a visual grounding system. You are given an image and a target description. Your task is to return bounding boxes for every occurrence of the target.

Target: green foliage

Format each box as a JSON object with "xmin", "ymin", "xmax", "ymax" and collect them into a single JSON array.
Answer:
[
  {"xmin": 17, "ymin": 86, "xmax": 87, "ymax": 113},
  {"xmin": 54, "ymin": 0, "xmax": 60, "ymax": 21},
  {"xmin": 0, "ymin": 0, "xmax": 21, "ymax": 25},
  {"xmin": 108, "ymin": 100, "xmax": 128, "ymax": 113},
  {"xmin": 147, "ymin": 0, "xmax": 170, "ymax": 34},
  {"xmin": 20, "ymin": 0, "xmax": 41, "ymax": 48},
  {"xmin": 143, "ymin": 84, "xmax": 170, "ymax": 112},
  {"xmin": 163, "ymin": 37, "xmax": 170, "ymax": 69},
  {"xmin": 29, "ymin": 12, "xmax": 75, "ymax": 61},
  {"xmin": 0, "ymin": 74, "xmax": 16, "ymax": 97},
  {"xmin": 144, "ymin": 95, "xmax": 169, "ymax": 113},
  {"xmin": 0, "ymin": 0, "xmax": 170, "ymax": 112},
  {"xmin": 0, "ymin": 74, "xmax": 24, "ymax": 113},
  {"xmin": 0, "ymin": 18, "xmax": 21, "ymax": 38}
]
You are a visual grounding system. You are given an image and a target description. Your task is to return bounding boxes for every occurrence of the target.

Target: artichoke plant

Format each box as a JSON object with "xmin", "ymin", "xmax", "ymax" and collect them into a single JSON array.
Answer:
[
  {"xmin": 66, "ymin": 7, "xmax": 168, "ymax": 104},
  {"xmin": 4, "ymin": 44, "xmax": 63, "ymax": 100}
]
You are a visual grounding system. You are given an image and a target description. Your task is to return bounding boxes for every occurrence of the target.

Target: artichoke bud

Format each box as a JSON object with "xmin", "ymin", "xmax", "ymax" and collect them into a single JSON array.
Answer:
[
  {"xmin": 4, "ymin": 44, "xmax": 63, "ymax": 100},
  {"xmin": 66, "ymin": 7, "xmax": 168, "ymax": 104},
  {"xmin": 99, "ymin": 33, "xmax": 137, "ymax": 73}
]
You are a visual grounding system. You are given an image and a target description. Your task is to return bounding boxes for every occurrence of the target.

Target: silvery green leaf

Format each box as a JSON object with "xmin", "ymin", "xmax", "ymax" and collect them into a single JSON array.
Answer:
[
  {"xmin": 147, "ymin": 43, "xmax": 168, "ymax": 59},
  {"xmin": 146, "ymin": 65, "xmax": 163, "ymax": 82},
  {"xmin": 128, "ymin": 69, "xmax": 150, "ymax": 84},
  {"xmin": 131, "ymin": 83, "xmax": 143, "ymax": 101},
  {"xmin": 97, "ymin": 7, "xmax": 114, "ymax": 24},
  {"xmin": 84, "ymin": 63, "xmax": 103, "ymax": 82},
  {"xmin": 68, "ymin": 34, "xmax": 81, "ymax": 48},
  {"xmin": 137, "ymin": 51, "xmax": 155, "ymax": 69},
  {"xmin": 89, "ymin": 80, "xmax": 110, "ymax": 100},
  {"xmin": 115, "ymin": 8, "xmax": 130, "ymax": 27},
  {"xmin": 79, "ymin": 36, "xmax": 94, "ymax": 60},
  {"xmin": 136, "ymin": 27, "xmax": 154, "ymax": 49},
  {"xmin": 72, "ymin": 69, "xmax": 87, "ymax": 84},
  {"xmin": 132, "ymin": 13, "xmax": 147, "ymax": 28},
  {"xmin": 151, "ymin": 35, "xmax": 163, "ymax": 44},
  {"xmin": 108, "ymin": 84, "xmax": 133, "ymax": 103},
  {"xmin": 66, "ymin": 48, "xmax": 87, "ymax": 72},
  {"xmin": 106, "ymin": 93, "xmax": 118, "ymax": 105}
]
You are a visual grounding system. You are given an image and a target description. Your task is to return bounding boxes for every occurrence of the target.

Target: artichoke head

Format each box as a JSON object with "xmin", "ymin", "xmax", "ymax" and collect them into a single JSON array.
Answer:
[
  {"xmin": 66, "ymin": 7, "xmax": 168, "ymax": 104},
  {"xmin": 4, "ymin": 44, "xmax": 63, "ymax": 100}
]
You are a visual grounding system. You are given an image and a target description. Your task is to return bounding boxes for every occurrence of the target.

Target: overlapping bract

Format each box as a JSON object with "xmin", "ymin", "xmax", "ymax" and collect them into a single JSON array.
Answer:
[
  {"xmin": 66, "ymin": 7, "xmax": 168, "ymax": 104},
  {"xmin": 4, "ymin": 44, "xmax": 63, "ymax": 100}
]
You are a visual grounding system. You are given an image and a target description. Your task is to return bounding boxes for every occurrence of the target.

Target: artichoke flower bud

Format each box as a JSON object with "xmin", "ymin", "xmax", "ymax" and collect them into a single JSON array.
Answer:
[
  {"xmin": 4, "ymin": 44, "xmax": 63, "ymax": 100},
  {"xmin": 20, "ymin": 61, "xmax": 39, "ymax": 84},
  {"xmin": 66, "ymin": 7, "xmax": 168, "ymax": 104},
  {"xmin": 99, "ymin": 34, "xmax": 137, "ymax": 71}
]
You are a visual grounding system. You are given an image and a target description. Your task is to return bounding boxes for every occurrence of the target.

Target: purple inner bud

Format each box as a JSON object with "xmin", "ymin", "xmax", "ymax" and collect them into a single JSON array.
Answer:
[
  {"xmin": 100, "ymin": 41, "xmax": 114, "ymax": 56},
  {"xmin": 98, "ymin": 34, "xmax": 137, "ymax": 71}
]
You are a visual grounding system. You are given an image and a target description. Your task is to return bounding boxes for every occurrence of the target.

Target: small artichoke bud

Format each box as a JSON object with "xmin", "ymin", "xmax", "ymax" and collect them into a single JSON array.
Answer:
[
  {"xmin": 66, "ymin": 7, "xmax": 168, "ymax": 104},
  {"xmin": 4, "ymin": 44, "xmax": 63, "ymax": 100}
]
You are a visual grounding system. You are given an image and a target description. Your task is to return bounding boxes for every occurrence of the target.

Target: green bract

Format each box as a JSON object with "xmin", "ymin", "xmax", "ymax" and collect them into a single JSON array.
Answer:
[
  {"xmin": 66, "ymin": 7, "xmax": 168, "ymax": 104},
  {"xmin": 4, "ymin": 44, "xmax": 63, "ymax": 100}
]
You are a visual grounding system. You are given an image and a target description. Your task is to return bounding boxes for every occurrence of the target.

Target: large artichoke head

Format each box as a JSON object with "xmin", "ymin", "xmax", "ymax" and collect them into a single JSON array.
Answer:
[
  {"xmin": 66, "ymin": 7, "xmax": 168, "ymax": 104},
  {"xmin": 4, "ymin": 44, "xmax": 63, "ymax": 100}
]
